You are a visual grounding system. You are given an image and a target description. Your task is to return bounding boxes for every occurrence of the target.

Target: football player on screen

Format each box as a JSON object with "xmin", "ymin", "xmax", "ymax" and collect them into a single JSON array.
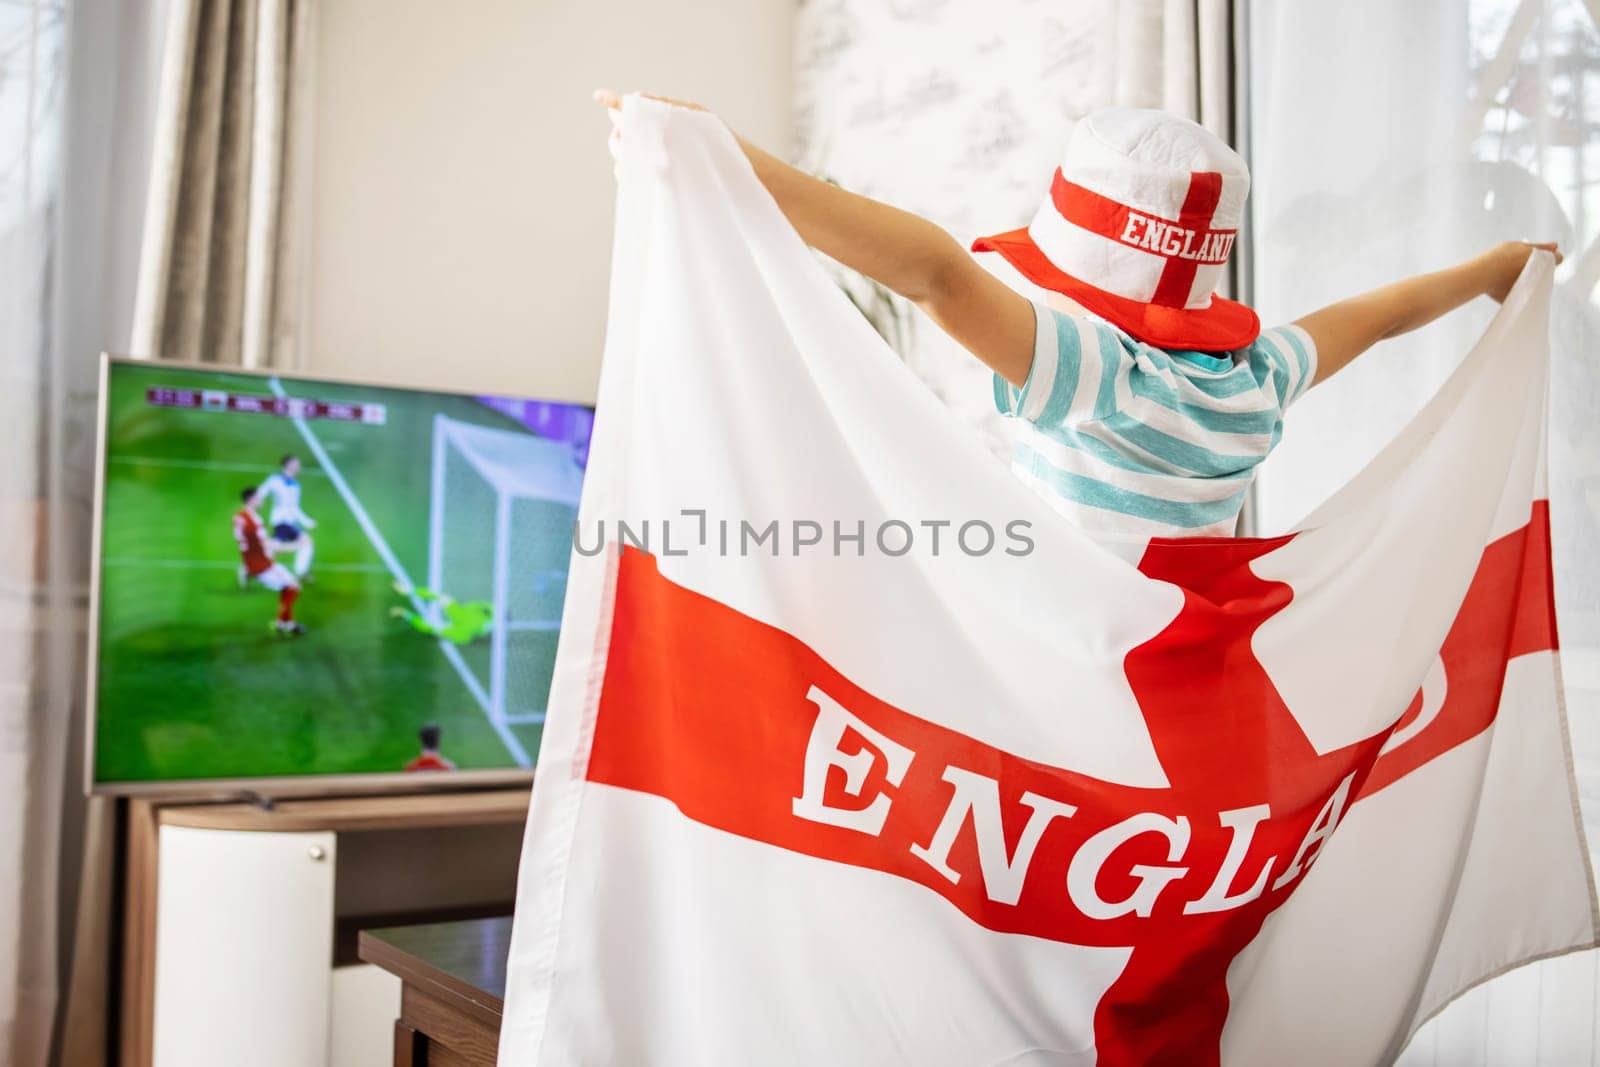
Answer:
[
  {"xmin": 233, "ymin": 487, "xmax": 307, "ymax": 637},
  {"xmin": 258, "ymin": 453, "xmax": 316, "ymax": 579},
  {"xmin": 404, "ymin": 723, "xmax": 458, "ymax": 772}
]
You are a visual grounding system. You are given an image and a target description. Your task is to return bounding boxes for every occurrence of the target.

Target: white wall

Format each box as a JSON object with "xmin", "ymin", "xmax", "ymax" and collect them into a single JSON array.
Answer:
[{"xmin": 305, "ymin": 0, "xmax": 795, "ymax": 402}]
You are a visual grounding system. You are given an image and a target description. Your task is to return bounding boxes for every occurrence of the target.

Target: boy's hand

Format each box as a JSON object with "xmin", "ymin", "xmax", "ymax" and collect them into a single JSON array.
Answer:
[
  {"xmin": 589, "ymin": 89, "xmax": 1035, "ymax": 385},
  {"xmin": 592, "ymin": 89, "xmax": 706, "ymax": 112},
  {"xmin": 1479, "ymin": 240, "xmax": 1562, "ymax": 303},
  {"xmin": 594, "ymin": 89, "xmax": 708, "ymax": 161}
]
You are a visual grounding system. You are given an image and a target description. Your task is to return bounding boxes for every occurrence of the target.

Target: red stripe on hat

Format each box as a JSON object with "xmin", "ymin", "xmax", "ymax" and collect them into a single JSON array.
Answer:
[
  {"xmin": 1151, "ymin": 172, "xmax": 1224, "ymax": 308},
  {"xmin": 1049, "ymin": 170, "xmax": 1235, "ymax": 308}
]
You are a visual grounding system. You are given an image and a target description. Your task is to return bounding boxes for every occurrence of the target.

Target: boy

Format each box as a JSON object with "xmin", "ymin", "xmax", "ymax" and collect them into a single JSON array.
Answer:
[
  {"xmin": 233, "ymin": 487, "xmax": 307, "ymax": 636},
  {"xmin": 596, "ymin": 92, "xmax": 1559, "ymax": 537}
]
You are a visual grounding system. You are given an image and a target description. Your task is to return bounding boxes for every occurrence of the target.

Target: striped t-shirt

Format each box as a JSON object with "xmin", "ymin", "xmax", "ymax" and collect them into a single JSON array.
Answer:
[{"xmin": 995, "ymin": 302, "xmax": 1317, "ymax": 539}]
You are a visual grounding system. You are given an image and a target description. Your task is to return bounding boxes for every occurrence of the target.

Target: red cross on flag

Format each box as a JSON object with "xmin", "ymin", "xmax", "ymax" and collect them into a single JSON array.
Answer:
[{"xmin": 499, "ymin": 98, "xmax": 1596, "ymax": 1067}]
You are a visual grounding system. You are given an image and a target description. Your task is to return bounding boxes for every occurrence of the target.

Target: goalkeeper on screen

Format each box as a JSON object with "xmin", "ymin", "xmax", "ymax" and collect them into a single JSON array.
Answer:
[{"xmin": 390, "ymin": 582, "xmax": 494, "ymax": 645}]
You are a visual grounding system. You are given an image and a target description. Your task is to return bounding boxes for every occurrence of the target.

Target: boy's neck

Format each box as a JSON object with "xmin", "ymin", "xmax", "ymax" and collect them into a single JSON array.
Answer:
[{"xmin": 1044, "ymin": 291, "xmax": 1091, "ymax": 318}]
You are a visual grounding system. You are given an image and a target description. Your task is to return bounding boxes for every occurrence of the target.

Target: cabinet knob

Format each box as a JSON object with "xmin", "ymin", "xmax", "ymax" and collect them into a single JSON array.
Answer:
[{"xmin": 307, "ymin": 844, "xmax": 327, "ymax": 861}]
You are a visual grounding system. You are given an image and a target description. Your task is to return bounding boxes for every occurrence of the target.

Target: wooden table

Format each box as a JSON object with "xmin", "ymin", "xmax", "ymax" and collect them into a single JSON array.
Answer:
[{"xmin": 359, "ymin": 915, "xmax": 513, "ymax": 1067}]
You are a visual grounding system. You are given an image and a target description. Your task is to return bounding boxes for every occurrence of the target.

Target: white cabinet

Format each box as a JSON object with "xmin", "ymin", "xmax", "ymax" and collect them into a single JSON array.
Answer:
[
  {"xmin": 152, "ymin": 826, "xmax": 341, "ymax": 1066},
  {"xmin": 329, "ymin": 964, "xmax": 404, "ymax": 1067},
  {"xmin": 121, "ymin": 790, "xmax": 528, "ymax": 1067}
]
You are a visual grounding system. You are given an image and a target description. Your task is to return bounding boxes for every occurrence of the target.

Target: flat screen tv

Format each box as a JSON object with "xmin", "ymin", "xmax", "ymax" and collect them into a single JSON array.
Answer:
[{"xmin": 87, "ymin": 357, "xmax": 594, "ymax": 795}]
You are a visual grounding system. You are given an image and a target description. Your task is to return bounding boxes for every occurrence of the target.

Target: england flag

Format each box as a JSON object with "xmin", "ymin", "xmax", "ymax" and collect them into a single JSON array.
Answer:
[{"xmin": 498, "ymin": 97, "xmax": 1596, "ymax": 1067}]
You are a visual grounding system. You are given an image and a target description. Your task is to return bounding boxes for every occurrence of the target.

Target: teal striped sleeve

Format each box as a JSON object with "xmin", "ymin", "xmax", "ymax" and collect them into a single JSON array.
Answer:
[
  {"xmin": 993, "ymin": 301, "xmax": 1084, "ymax": 426},
  {"xmin": 1253, "ymin": 325, "xmax": 1320, "ymax": 409}
]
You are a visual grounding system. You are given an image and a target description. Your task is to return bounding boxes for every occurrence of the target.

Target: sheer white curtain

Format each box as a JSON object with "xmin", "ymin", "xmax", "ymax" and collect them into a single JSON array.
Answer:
[
  {"xmin": 1250, "ymin": 2, "xmax": 1600, "ymax": 1061},
  {"xmin": 0, "ymin": 3, "xmax": 69, "ymax": 1062},
  {"xmin": 1, "ymin": 1, "xmax": 166, "ymax": 1064}
]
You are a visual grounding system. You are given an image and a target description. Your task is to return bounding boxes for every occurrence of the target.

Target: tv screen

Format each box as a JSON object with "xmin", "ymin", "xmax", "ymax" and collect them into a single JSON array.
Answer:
[{"xmin": 88, "ymin": 358, "xmax": 593, "ymax": 794}]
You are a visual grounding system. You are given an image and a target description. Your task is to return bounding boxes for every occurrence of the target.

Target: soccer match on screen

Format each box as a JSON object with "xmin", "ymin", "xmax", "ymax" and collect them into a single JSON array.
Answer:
[{"xmin": 91, "ymin": 361, "xmax": 593, "ymax": 788}]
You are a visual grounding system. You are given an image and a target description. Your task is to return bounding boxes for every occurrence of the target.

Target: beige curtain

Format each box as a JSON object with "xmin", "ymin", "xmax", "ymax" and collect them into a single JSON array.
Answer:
[
  {"xmin": 1160, "ymin": 0, "xmax": 1236, "ymax": 141},
  {"xmin": 130, "ymin": 0, "xmax": 315, "ymax": 368}
]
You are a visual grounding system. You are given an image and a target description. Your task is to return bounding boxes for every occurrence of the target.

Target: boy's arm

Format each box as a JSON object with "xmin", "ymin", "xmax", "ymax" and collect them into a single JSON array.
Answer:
[
  {"xmin": 1293, "ymin": 241, "xmax": 1560, "ymax": 388},
  {"xmin": 597, "ymin": 91, "xmax": 1037, "ymax": 387},
  {"xmin": 733, "ymin": 138, "xmax": 1037, "ymax": 386}
]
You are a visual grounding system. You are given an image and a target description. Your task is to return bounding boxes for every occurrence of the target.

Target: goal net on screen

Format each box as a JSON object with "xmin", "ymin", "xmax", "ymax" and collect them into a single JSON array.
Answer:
[{"xmin": 427, "ymin": 414, "xmax": 585, "ymax": 726}]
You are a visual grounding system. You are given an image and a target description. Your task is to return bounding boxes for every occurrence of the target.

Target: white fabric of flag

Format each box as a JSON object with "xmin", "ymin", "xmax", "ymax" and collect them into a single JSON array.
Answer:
[{"xmin": 498, "ymin": 97, "xmax": 1596, "ymax": 1067}]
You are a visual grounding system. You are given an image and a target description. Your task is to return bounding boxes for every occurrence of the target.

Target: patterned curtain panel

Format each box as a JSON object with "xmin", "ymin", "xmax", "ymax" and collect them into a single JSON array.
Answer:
[
  {"xmin": 1249, "ymin": 3, "xmax": 1600, "ymax": 1061},
  {"xmin": 793, "ymin": 0, "xmax": 1236, "ymax": 453}
]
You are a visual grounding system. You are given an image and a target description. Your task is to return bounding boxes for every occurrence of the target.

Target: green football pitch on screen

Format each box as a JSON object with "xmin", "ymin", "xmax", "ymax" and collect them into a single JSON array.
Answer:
[{"xmin": 91, "ymin": 360, "xmax": 592, "ymax": 789}]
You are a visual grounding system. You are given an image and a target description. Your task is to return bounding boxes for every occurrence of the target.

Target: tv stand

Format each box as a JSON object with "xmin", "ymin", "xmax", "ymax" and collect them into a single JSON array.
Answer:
[{"xmin": 118, "ymin": 787, "xmax": 530, "ymax": 1067}]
